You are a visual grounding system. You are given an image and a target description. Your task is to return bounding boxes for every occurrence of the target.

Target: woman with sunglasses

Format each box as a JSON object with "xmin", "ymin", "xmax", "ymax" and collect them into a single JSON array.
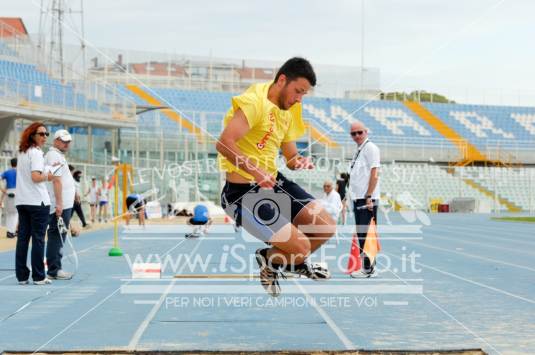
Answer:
[{"xmin": 14, "ymin": 122, "xmax": 56, "ymax": 285}]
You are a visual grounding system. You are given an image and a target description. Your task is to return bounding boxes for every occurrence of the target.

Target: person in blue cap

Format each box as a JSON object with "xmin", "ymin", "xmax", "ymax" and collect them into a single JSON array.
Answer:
[{"xmin": 186, "ymin": 204, "xmax": 212, "ymax": 238}]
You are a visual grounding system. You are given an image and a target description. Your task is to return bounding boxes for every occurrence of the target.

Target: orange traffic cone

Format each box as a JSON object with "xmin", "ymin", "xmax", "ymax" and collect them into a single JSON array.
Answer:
[{"xmin": 346, "ymin": 233, "xmax": 362, "ymax": 273}]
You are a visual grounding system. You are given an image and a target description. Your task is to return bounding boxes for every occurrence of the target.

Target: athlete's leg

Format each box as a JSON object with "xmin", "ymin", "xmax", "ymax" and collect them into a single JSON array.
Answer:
[
  {"xmin": 293, "ymin": 200, "xmax": 336, "ymax": 253},
  {"xmin": 265, "ymin": 223, "xmax": 311, "ymax": 266},
  {"xmin": 254, "ymin": 222, "xmax": 312, "ymax": 297},
  {"xmin": 138, "ymin": 206, "xmax": 145, "ymax": 226}
]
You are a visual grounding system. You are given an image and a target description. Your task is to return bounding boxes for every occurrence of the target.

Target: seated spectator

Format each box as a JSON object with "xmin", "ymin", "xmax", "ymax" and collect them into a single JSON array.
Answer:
[{"xmin": 320, "ymin": 180, "xmax": 342, "ymax": 222}]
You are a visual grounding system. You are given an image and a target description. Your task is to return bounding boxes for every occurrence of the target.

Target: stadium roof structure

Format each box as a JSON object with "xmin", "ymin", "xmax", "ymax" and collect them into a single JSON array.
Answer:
[
  {"xmin": 235, "ymin": 66, "xmax": 275, "ymax": 80},
  {"xmin": 130, "ymin": 62, "xmax": 188, "ymax": 77},
  {"xmin": 0, "ymin": 17, "xmax": 28, "ymax": 37}
]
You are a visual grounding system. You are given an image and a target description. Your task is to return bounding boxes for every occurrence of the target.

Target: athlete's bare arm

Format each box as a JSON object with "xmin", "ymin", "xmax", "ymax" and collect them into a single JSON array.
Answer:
[
  {"xmin": 216, "ymin": 109, "xmax": 276, "ymax": 188},
  {"xmin": 281, "ymin": 142, "xmax": 314, "ymax": 170}
]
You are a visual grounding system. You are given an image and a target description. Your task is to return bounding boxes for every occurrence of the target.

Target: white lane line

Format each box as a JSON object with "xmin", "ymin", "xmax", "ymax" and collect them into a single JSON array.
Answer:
[
  {"xmin": 384, "ymin": 251, "xmax": 535, "ymax": 305},
  {"xmin": 0, "ymin": 274, "xmax": 14, "ymax": 282},
  {"xmin": 439, "ymin": 220, "xmax": 534, "ymax": 232},
  {"xmin": 127, "ymin": 279, "xmax": 176, "ymax": 350},
  {"xmin": 161, "ymin": 238, "xmax": 189, "ymax": 257},
  {"xmin": 375, "ymin": 258, "xmax": 503, "ymax": 355},
  {"xmin": 421, "ymin": 232, "xmax": 535, "ymax": 256},
  {"xmin": 0, "ymin": 241, "xmax": 108, "ymax": 284},
  {"xmin": 383, "ymin": 301, "xmax": 408, "ymax": 306},
  {"xmin": 294, "ymin": 281, "xmax": 355, "ymax": 350},
  {"xmin": 120, "ymin": 278, "xmax": 424, "ymax": 282},
  {"xmin": 123, "ymin": 237, "xmax": 235, "ymax": 240},
  {"xmin": 133, "ymin": 300, "xmax": 159, "ymax": 305},
  {"xmin": 32, "ymin": 235, "xmax": 191, "ymax": 352},
  {"xmin": 405, "ymin": 240, "xmax": 535, "ymax": 272},
  {"xmin": 433, "ymin": 224, "xmax": 535, "ymax": 246},
  {"xmin": 32, "ymin": 284, "xmax": 124, "ymax": 354},
  {"xmin": 127, "ymin": 238, "xmax": 204, "ymax": 350}
]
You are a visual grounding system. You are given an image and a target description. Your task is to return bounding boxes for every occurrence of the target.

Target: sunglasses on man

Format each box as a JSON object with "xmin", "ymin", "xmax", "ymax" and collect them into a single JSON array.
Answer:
[{"xmin": 350, "ymin": 130, "xmax": 364, "ymax": 136}]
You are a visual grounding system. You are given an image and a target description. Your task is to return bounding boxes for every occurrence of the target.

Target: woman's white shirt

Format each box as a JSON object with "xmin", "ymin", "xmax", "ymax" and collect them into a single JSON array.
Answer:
[{"xmin": 15, "ymin": 146, "xmax": 51, "ymax": 206}]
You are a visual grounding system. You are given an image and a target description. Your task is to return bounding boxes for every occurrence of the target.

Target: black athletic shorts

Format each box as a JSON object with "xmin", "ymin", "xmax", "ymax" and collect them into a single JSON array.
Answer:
[
  {"xmin": 126, "ymin": 196, "xmax": 145, "ymax": 214},
  {"xmin": 220, "ymin": 172, "xmax": 315, "ymax": 242},
  {"xmin": 188, "ymin": 218, "xmax": 208, "ymax": 225}
]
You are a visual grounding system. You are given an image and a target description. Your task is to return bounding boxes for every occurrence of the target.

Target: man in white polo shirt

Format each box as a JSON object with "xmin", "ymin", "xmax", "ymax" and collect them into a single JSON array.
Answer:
[
  {"xmin": 348, "ymin": 120, "xmax": 380, "ymax": 276},
  {"xmin": 45, "ymin": 129, "xmax": 76, "ymax": 280}
]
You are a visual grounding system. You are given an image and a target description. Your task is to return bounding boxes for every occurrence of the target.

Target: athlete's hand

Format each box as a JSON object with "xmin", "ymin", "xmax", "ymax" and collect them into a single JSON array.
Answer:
[
  {"xmin": 294, "ymin": 156, "xmax": 315, "ymax": 170},
  {"xmin": 252, "ymin": 168, "xmax": 276, "ymax": 189}
]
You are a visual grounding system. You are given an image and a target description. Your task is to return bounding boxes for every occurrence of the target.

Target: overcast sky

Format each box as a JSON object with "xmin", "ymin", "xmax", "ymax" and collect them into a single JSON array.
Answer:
[{"xmin": 4, "ymin": 0, "xmax": 535, "ymax": 105}]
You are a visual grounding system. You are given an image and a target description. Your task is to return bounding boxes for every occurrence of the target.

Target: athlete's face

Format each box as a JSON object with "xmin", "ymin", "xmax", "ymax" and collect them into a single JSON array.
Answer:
[{"xmin": 278, "ymin": 76, "xmax": 311, "ymax": 110}]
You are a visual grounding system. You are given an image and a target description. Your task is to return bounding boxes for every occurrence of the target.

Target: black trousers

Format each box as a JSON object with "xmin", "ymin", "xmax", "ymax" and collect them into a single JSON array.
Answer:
[
  {"xmin": 15, "ymin": 203, "xmax": 50, "ymax": 282},
  {"xmin": 71, "ymin": 201, "xmax": 87, "ymax": 227},
  {"xmin": 353, "ymin": 199, "xmax": 378, "ymax": 269}
]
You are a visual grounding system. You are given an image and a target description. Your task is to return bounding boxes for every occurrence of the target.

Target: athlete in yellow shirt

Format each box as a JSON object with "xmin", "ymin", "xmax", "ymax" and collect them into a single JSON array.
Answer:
[{"xmin": 217, "ymin": 57, "xmax": 335, "ymax": 296}]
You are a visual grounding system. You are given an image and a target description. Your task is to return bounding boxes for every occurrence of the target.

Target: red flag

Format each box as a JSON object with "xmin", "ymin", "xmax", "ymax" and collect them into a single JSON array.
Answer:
[
  {"xmin": 346, "ymin": 233, "xmax": 361, "ymax": 273},
  {"xmin": 363, "ymin": 217, "xmax": 380, "ymax": 265}
]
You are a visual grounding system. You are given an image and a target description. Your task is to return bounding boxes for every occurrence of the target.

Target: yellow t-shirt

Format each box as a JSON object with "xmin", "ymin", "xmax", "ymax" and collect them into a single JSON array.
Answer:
[{"xmin": 218, "ymin": 82, "xmax": 306, "ymax": 180}]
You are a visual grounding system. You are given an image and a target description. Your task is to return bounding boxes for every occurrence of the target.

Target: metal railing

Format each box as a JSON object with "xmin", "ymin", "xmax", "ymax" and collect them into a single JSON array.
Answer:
[
  {"xmin": 2, "ymin": 154, "xmax": 535, "ymax": 218},
  {"xmin": 0, "ymin": 75, "xmax": 136, "ymax": 122},
  {"xmin": 0, "ymin": 23, "xmax": 138, "ymax": 123}
]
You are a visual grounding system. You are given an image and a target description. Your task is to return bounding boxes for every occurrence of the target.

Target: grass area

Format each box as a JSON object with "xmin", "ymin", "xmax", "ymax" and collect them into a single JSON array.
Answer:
[{"xmin": 492, "ymin": 216, "xmax": 535, "ymax": 223}]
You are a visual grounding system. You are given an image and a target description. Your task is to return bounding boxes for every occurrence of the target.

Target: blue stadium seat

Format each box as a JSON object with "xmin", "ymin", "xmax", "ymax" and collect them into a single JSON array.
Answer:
[
  {"xmin": 0, "ymin": 58, "xmax": 109, "ymax": 114},
  {"xmin": 130, "ymin": 87, "xmax": 453, "ymax": 146},
  {"xmin": 121, "ymin": 85, "xmax": 535, "ymax": 154},
  {"xmin": 423, "ymin": 102, "xmax": 535, "ymax": 151}
]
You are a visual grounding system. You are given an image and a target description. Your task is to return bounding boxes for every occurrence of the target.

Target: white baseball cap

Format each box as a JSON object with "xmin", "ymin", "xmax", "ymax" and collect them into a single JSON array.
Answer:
[{"xmin": 54, "ymin": 129, "xmax": 72, "ymax": 142}]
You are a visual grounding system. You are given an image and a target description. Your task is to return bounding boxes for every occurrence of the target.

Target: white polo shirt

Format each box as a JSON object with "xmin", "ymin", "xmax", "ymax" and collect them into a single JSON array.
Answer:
[
  {"xmin": 45, "ymin": 147, "xmax": 75, "ymax": 212},
  {"xmin": 15, "ymin": 146, "xmax": 51, "ymax": 206},
  {"xmin": 348, "ymin": 139, "xmax": 381, "ymax": 200}
]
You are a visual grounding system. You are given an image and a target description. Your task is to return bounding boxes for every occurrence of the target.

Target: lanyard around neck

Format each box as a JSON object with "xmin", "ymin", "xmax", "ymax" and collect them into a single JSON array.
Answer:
[{"xmin": 350, "ymin": 140, "xmax": 369, "ymax": 171}]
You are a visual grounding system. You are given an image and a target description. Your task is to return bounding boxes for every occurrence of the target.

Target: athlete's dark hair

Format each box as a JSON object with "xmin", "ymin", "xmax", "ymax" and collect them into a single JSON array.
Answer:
[{"xmin": 274, "ymin": 57, "xmax": 316, "ymax": 86}]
